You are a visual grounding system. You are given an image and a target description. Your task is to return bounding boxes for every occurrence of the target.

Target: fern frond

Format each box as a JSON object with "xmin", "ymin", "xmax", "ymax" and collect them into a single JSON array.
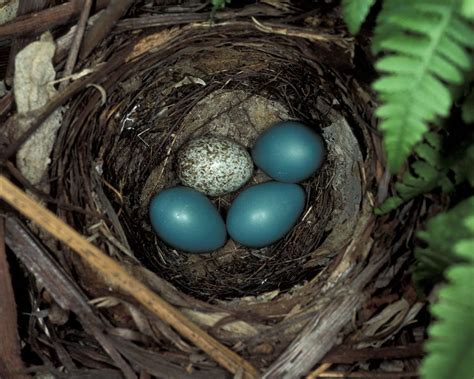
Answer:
[
  {"xmin": 373, "ymin": 0, "xmax": 474, "ymax": 171},
  {"xmin": 342, "ymin": 0, "xmax": 376, "ymax": 34},
  {"xmin": 375, "ymin": 131, "xmax": 455, "ymax": 214},
  {"xmin": 420, "ymin": 202, "xmax": 474, "ymax": 379},
  {"xmin": 376, "ymin": 129, "xmax": 474, "ymax": 214},
  {"xmin": 452, "ymin": 144, "xmax": 474, "ymax": 186},
  {"xmin": 414, "ymin": 197, "xmax": 474, "ymax": 290}
]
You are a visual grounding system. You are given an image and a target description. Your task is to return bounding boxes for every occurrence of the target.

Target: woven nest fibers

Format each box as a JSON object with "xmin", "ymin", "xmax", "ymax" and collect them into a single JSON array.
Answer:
[
  {"xmin": 37, "ymin": 21, "xmax": 426, "ymax": 374},
  {"xmin": 55, "ymin": 25, "xmax": 370, "ymax": 300}
]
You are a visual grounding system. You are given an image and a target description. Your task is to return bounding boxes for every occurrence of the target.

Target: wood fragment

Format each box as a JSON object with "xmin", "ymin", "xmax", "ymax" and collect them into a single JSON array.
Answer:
[
  {"xmin": 0, "ymin": 176, "xmax": 259, "ymax": 379},
  {"xmin": 0, "ymin": 218, "xmax": 29, "ymax": 379},
  {"xmin": 322, "ymin": 343, "xmax": 424, "ymax": 364},
  {"xmin": 0, "ymin": 0, "xmax": 110, "ymax": 39},
  {"xmin": 80, "ymin": 0, "xmax": 135, "ymax": 59}
]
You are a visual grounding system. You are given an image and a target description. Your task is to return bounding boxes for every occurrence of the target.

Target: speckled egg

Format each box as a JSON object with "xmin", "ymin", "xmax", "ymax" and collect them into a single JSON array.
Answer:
[{"xmin": 177, "ymin": 135, "xmax": 253, "ymax": 196}]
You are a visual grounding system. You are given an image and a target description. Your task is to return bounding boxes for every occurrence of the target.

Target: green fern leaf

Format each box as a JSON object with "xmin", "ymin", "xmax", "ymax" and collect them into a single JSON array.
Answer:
[
  {"xmin": 373, "ymin": 0, "xmax": 474, "ymax": 171},
  {"xmin": 420, "ymin": 203, "xmax": 474, "ymax": 379},
  {"xmin": 414, "ymin": 197, "xmax": 474, "ymax": 290},
  {"xmin": 461, "ymin": 0, "xmax": 474, "ymax": 18},
  {"xmin": 375, "ymin": 131, "xmax": 456, "ymax": 215},
  {"xmin": 375, "ymin": 129, "xmax": 474, "ymax": 214},
  {"xmin": 211, "ymin": 0, "xmax": 231, "ymax": 18},
  {"xmin": 452, "ymin": 145, "xmax": 474, "ymax": 186},
  {"xmin": 342, "ymin": 0, "xmax": 376, "ymax": 34},
  {"xmin": 212, "ymin": 0, "xmax": 230, "ymax": 9},
  {"xmin": 375, "ymin": 196, "xmax": 404, "ymax": 214}
]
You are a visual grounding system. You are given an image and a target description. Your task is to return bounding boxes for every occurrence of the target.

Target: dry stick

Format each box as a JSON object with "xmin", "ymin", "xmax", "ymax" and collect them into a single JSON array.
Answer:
[
  {"xmin": 316, "ymin": 371, "xmax": 419, "ymax": 378},
  {"xmin": 306, "ymin": 363, "xmax": 332, "ymax": 379},
  {"xmin": 322, "ymin": 343, "xmax": 424, "ymax": 364},
  {"xmin": 0, "ymin": 219, "xmax": 30, "ymax": 379},
  {"xmin": 0, "ymin": 0, "xmax": 110, "ymax": 39},
  {"xmin": 0, "ymin": 176, "xmax": 260, "ymax": 379},
  {"xmin": 80, "ymin": 0, "xmax": 135, "ymax": 59},
  {"xmin": 60, "ymin": 0, "xmax": 94, "ymax": 90}
]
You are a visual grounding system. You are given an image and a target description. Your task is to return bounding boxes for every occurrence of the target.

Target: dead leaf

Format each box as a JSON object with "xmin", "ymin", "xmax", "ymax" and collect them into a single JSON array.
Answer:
[
  {"xmin": 14, "ymin": 32, "xmax": 63, "ymax": 187},
  {"xmin": 126, "ymin": 27, "xmax": 180, "ymax": 61},
  {"xmin": 0, "ymin": 0, "xmax": 18, "ymax": 25}
]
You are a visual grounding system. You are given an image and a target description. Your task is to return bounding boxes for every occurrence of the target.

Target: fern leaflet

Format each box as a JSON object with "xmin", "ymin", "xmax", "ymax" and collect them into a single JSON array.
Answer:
[
  {"xmin": 342, "ymin": 0, "xmax": 376, "ymax": 34},
  {"xmin": 461, "ymin": 0, "xmax": 474, "ymax": 18},
  {"xmin": 452, "ymin": 144, "xmax": 474, "ymax": 186},
  {"xmin": 420, "ymin": 202, "xmax": 474, "ymax": 379},
  {"xmin": 414, "ymin": 197, "xmax": 474, "ymax": 290},
  {"xmin": 211, "ymin": 0, "xmax": 231, "ymax": 14},
  {"xmin": 375, "ymin": 131, "xmax": 455, "ymax": 214},
  {"xmin": 373, "ymin": 0, "xmax": 474, "ymax": 171}
]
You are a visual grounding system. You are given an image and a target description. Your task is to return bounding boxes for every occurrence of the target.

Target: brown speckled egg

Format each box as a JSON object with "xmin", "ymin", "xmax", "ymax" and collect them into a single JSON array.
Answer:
[{"xmin": 177, "ymin": 135, "xmax": 253, "ymax": 196}]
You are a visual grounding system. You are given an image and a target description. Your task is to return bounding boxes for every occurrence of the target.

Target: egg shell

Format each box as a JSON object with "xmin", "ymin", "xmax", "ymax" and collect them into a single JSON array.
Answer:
[
  {"xmin": 177, "ymin": 135, "xmax": 253, "ymax": 196},
  {"xmin": 149, "ymin": 186, "xmax": 227, "ymax": 253},
  {"xmin": 226, "ymin": 181, "xmax": 306, "ymax": 248},
  {"xmin": 252, "ymin": 121, "xmax": 325, "ymax": 183}
]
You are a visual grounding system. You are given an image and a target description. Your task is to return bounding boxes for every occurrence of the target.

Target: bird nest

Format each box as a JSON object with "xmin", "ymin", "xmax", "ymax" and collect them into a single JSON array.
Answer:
[
  {"xmin": 55, "ymin": 23, "xmax": 371, "ymax": 298},
  {"xmin": 8, "ymin": 10, "xmax": 432, "ymax": 378}
]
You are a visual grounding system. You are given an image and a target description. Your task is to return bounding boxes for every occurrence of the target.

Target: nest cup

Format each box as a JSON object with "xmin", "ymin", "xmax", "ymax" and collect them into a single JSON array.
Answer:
[{"xmin": 48, "ymin": 23, "xmax": 396, "ymax": 370}]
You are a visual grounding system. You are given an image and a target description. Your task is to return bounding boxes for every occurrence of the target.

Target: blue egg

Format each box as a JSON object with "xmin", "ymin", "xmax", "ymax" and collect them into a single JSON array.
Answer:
[
  {"xmin": 226, "ymin": 182, "xmax": 306, "ymax": 248},
  {"xmin": 149, "ymin": 187, "xmax": 226, "ymax": 253},
  {"xmin": 252, "ymin": 121, "xmax": 325, "ymax": 183}
]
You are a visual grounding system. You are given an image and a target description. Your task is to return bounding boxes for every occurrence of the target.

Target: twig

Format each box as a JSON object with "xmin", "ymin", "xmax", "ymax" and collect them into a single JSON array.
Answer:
[
  {"xmin": 114, "ymin": 5, "xmax": 284, "ymax": 32},
  {"xmin": 80, "ymin": 0, "xmax": 135, "ymax": 59},
  {"xmin": 4, "ymin": 218, "xmax": 136, "ymax": 379},
  {"xmin": 0, "ymin": 0, "xmax": 110, "ymax": 39},
  {"xmin": 251, "ymin": 17, "xmax": 337, "ymax": 42},
  {"xmin": 306, "ymin": 363, "xmax": 332, "ymax": 379},
  {"xmin": 322, "ymin": 344, "xmax": 424, "ymax": 364},
  {"xmin": 0, "ymin": 218, "xmax": 29, "ymax": 379},
  {"xmin": 0, "ymin": 176, "xmax": 260, "ymax": 379},
  {"xmin": 60, "ymin": 0, "xmax": 94, "ymax": 90},
  {"xmin": 317, "ymin": 371, "xmax": 419, "ymax": 378}
]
